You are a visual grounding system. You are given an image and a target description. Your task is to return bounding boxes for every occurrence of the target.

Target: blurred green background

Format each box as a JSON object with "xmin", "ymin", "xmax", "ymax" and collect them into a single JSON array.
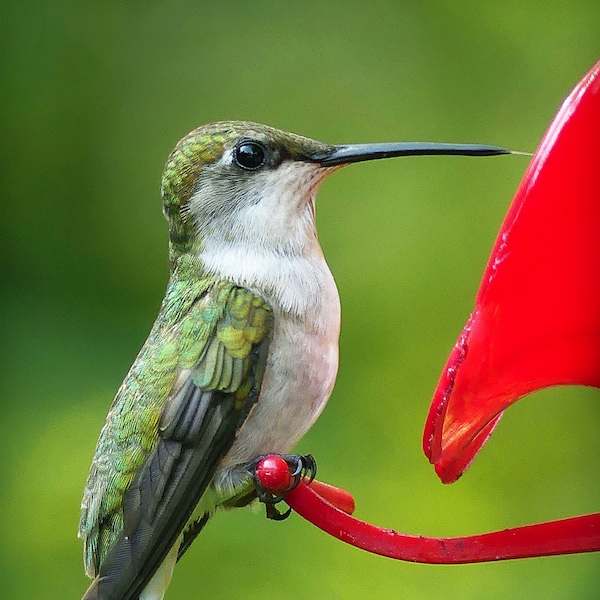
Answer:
[{"xmin": 2, "ymin": 1, "xmax": 599, "ymax": 598}]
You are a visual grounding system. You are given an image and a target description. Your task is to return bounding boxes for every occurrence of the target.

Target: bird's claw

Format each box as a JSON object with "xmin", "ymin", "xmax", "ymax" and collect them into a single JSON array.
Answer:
[
  {"xmin": 246, "ymin": 453, "xmax": 317, "ymax": 520},
  {"xmin": 265, "ymin": 503, "xmax": 293, "ymax": 521},
  {"xmin": 287, "ymin": 453, "xmax": 317, "ymax": 488}
]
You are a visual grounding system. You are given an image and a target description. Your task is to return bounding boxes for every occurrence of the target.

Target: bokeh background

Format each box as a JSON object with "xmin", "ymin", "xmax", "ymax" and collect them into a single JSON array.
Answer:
[{"xmin": 2, "ymin": 2, "xmax": 599, "ymax": 598}]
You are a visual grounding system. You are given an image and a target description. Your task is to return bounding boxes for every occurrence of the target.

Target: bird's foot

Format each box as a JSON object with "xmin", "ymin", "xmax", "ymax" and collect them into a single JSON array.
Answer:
[{"xmin": 246, "ymin": 454, "xmax": 317, "ymax": 520}]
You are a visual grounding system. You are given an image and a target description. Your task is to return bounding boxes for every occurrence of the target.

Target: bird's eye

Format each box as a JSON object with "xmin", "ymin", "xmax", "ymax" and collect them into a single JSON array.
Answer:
[{"xmin": 234, "ymin": 141, "xmax": 266, "ymax": 170}]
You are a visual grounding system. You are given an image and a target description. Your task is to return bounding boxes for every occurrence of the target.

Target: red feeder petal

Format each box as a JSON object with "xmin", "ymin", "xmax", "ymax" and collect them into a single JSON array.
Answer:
[{"xmin": 424, "ymin": 60, "xmax": 600, "ymax": 483}]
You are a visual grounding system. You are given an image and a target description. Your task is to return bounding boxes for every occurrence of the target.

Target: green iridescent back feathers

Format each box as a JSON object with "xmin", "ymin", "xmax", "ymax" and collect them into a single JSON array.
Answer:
[
  {"xmin": 79, "ymin": 128, "xmax": 274, "ymax": 577},
  {"xmin": 80, "ymin": 264, "xmax": 272, "ymax": 576}
]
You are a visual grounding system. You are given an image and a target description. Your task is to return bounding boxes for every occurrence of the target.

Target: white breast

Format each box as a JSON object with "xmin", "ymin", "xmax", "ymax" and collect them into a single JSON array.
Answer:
[{"xmin": 199, "ymin": 242, "xmax": 341, "ymax": 465}]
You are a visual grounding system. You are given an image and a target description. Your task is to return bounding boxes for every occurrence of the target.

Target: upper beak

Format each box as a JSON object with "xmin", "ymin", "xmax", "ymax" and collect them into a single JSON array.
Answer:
[{"xmin": 309, "ymin": 141, "xmax": 511, "ymax": 166}]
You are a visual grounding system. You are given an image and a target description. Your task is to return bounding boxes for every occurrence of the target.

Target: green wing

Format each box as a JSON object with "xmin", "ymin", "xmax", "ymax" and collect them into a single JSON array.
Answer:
[{"xmin": 80, "ymin": 279, "xmax": 273, "ymax": 600}]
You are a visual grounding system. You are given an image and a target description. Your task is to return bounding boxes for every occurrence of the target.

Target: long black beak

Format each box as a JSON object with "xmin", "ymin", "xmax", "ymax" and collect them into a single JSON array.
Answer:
[{"xmin": 310, "ymin": 142, "xmax": 511, "ymax": 166}]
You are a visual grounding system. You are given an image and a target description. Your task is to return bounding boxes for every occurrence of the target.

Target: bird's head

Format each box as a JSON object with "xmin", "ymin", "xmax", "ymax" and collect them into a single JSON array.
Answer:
[
  {"xmin": 161, "ymin": 121, "xmax": 336, "ymax": 258},
  {"xmin": 161, "ymin": 121, "xmax": 509, "ymax": 259}
]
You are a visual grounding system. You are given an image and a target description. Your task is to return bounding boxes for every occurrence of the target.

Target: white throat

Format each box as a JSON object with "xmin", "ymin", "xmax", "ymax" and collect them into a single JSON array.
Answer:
[
  {"xmin": 191, "ymin": 161, "xmax": 341, "ymax": 331},
  {"xmin": 201, "ymin": 242, "xmax": 338, "ymax": 326}
]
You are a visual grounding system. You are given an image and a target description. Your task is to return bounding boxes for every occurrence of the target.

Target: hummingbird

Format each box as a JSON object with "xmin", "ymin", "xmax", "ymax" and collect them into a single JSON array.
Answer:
[{"xmin": 79, "ymin": 121, "xmax": 509, "ymax": 600}]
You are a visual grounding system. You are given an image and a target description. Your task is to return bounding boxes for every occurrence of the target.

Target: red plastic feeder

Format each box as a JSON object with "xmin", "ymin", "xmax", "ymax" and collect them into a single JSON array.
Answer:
[
  {"xmin": 257, "ymin": 60, "xmax": 600, "ymax": 564},
  {"xmin": 424, "ymin": 59, "xmax": 600, "ymax": 483}
]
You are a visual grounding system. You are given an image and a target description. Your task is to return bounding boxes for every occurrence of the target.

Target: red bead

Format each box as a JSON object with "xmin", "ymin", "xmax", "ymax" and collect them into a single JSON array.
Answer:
[{"xmin": 255, "ymin": 455, "xmax": 294, "ymax": 494}]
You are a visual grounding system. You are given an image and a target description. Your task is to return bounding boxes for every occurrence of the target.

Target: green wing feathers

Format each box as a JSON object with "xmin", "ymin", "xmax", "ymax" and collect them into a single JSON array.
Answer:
[
  {"xmin": 79, "ymin": 278, "xmax": 273, "ymax": 586},
  {"xmin": 190, "ymin": 288, "xmax": 272, "ymax": 393}
]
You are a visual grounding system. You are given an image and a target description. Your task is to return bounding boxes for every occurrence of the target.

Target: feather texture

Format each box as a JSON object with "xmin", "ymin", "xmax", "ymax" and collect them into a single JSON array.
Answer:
[{"xmin": 80, "ymin": 271, "xmax": 273, "ymax": 600}]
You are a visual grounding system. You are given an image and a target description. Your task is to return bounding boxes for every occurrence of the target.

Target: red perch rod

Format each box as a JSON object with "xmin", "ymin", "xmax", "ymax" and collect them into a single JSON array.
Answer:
[{"xmin": 284, "ymin": 478, "xmax": 600, "ymax": 564}]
